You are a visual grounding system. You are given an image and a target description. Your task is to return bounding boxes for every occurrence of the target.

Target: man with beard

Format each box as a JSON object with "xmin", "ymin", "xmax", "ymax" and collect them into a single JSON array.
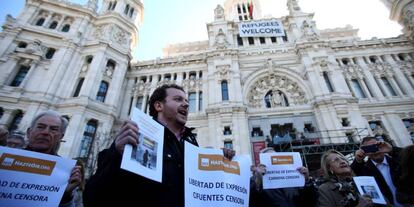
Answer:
[
  {"xmin": 84, "ymin": 84, "xmax": 235, "ymax": 207},
  {"xmin": 351, "ymin": 136, "xmax": 403, "ymax": 207}
]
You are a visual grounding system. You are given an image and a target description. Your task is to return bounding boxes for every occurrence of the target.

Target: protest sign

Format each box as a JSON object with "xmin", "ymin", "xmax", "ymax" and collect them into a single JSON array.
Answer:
[
  {"xmin": 185, "ymin": 142, "xmax": 251, "ymax": 207},
  {"xmin": 260, "ymin": 152, "xmax": 305, "ymax": 189},
  {"xmin": 0, "ymin": 146, "xmax": 76, "ymax": 207},
  {"xmin": 121, "ymin": 107, "xmax": 164, "ymax": 182},
  {"xmin": 353, "ymin": 176, "xmax": 386, "ymax": 205}
]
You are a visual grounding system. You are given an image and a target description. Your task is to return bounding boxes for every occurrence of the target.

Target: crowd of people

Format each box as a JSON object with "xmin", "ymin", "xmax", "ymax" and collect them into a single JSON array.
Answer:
[{"xmin": 1, "ymin": 83, "xmax": 413, "ymax": 207}]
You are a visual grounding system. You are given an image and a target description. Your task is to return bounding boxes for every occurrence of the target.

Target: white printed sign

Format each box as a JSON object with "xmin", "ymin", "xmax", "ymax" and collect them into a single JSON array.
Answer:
[
  {"xmin": 185, "ymin": 142, "xmax": 251, "ymax": 207},
  {"xmin": 260, "ymin": 152, "xmax": 305, "ymax": 189},
  {"xmin": 353, "ymin": 176, "xmax": 387, "ymax": 205},
  {"xmin": 239, "ymin": 19, "xmax": 285, "ymax": 37},
  {"xmin": 121, "ymin": 107, "xmax": 165, "ymax": 182},
  {"xmin": 0, "ymin": 146, "xmax": 76, "ymax": 207}
]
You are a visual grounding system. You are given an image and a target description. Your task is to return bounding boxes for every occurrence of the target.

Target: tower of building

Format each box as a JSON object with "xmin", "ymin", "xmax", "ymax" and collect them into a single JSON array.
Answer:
[{"xmin": 0, "ymin": 0, "xmax": 143, "ymax": 160}]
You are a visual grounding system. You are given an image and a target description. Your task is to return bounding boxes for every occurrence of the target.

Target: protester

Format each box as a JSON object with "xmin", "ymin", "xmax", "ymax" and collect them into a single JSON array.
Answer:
[
  {"xmin": 249, "ymin": 147, "xmax": 318, "ymax": 207},
  {"xmin": 396, "ymin": 145, "xmax": 414, "ymax": 206},
  {"xmin": 351, "ymin": 136, "xmax": 402, "ymax": 207},
  {"xmin": 318, "ymin": 149, "xmax": 373, "ymax": 207},
  {"xmin": 26, "ymin": 110, "xmax": 82, "ymax": 207},
  {"xmin": 6, "ymin": 131, "xmax": 25, "ymax": 149},
  {"xmin": 0, "ymin": 125, "xmax": 9, "ymax": 146},
  {"xmin": 83, "ymin": 84, "xmax": 235, "ymax": 207}
]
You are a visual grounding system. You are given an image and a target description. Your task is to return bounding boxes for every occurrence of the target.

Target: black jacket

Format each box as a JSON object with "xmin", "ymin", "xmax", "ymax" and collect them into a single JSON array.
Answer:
[
  {"xmin": 350, "ymin": 154, "xmax": 401, "ymax": 205},
  {"xmin": 83, "ymin": 126, "xmax": 198, "ymax": 207}
]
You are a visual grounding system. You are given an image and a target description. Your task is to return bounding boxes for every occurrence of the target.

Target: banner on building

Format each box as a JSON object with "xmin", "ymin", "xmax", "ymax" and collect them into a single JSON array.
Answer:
[
  {"xmin": 185, "ymin": 142, "xmax": 251, "ymax": 207},
  {"xmin": 239, "ymin": 19, "xmax": 285, "ymax": 37},
  {"xmin": 0, "ymin": 146, "xmax": 76, "ymax": 207}
]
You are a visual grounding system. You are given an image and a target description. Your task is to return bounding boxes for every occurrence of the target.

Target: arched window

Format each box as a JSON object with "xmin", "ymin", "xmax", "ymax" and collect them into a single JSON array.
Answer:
[
  {"xmin": 18, "ymin": 42, "xmax": 27, "ymax": 48},
  {"xmin": 10, "ymin": 66, "xmax": 30, "ymax": 87},
  {"xmin": 107, "ymin": 2, "xmax": 113, "ymax": 10},
  {"xmin": 323, "ymin": 72, "xmax": 334, "ymax": 92},
  {"xmin": 49, "ymin": 21, "xmax": 58, "ymax": 29},
  {"xmin": 61, "ymin": 24, "xmax": 70, "ymax": 32},
  {"xmin": 129, "ymin": 8, "xmax": 134, "ymax": 18},
  {"xmin": 10, "ymin": 110, "xmax": 23, "ymax": 131},
  {"xmin": 199, "ymin": 91, "xmax": 203, "ymax": 111},
  {"xmin": 78, "ymin": 119, "xmax": 98, "ymax": 158},
  {"xmin": 45, "ymin": 48, "xmax": 56, "ymax": 59},
  {"xmin": 124, "ymin": 4, "xmax": 130, "ymax": 15},
  {"xmin": 96, "ymin": 81, "xmax": 109, "ymax": 102},
  {"xmin": 351, "ymin": 79, "xmax": 366, "ymax": 98},
  {"xmin": 189, "ymin": 92, "xmax": 196, "ymax": 113},
  {"xmin": 381, "ymin": 77, "xmax": 397, "ymax": 96},
  {"xmin": 221, "ymin": 80, "xmax": 229, "ymax": 101},
  {"xmin": 35, "ymin": 18, "xmax": 45, "ymax": 26},
  {"xmin": 111, "ymin": 1, "xmax": 117, "ymax": 10},
  {"xmin": 73, "ymin": 78, "xmax": 84, "ymax": 97}
]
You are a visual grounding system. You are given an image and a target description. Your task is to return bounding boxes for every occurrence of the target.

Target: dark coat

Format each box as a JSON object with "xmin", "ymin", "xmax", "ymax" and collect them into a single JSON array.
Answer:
[
  {"xmin": 350, "ymin": 154, "xmax": 401, "ymax": 205},
  {"xmin": 83, "ymin": 126, "xmax": 198, "ymax": 207},
  {"xmin": 249, "ymin": 176, "xmax": 318, "ymax": 207}
]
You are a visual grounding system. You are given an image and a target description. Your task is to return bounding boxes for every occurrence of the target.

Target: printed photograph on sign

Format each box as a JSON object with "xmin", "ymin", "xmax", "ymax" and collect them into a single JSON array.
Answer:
[
  {"xmin": 361, "ymin": 185, "xmax": 380, "ymax": 199},
  {"xmin": 131, "ymin": 133, "xmax": 158, "ymax": 170}
]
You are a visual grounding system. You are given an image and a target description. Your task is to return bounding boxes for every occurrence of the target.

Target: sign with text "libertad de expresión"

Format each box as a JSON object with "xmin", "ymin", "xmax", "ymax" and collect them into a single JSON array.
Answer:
[{"xmin": 239, "ymin": 19, "xmax": 285, "ymax": 37}]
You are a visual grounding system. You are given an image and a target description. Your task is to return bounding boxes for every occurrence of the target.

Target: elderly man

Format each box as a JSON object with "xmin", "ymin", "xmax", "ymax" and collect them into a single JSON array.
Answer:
[
  {"xmin": 25, "ymin": 111, "xmax": 82, "ymax": 207},
  {"xmin": 351, "ymin": 136, "xmax": 403, "ymax": 207}
]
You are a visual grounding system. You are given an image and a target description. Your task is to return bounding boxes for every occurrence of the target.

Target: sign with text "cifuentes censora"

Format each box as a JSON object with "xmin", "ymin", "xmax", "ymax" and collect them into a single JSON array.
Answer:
[{"xmin": 239, "ymin": 19, "xmax": 285, "ymax": 37}]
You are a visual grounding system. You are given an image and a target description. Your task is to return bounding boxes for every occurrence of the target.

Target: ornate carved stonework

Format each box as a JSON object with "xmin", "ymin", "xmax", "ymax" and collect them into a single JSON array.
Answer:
[
  {"xmin": 367, "ymin": 62, "xmax": 393, "ymax": 76},
  {"xmin": 93, "ymin": 24, "xmax": 131, "ymax": 47},
  {"xmin": 214, "ymin": 5, "xmax": 225, "ymax": 21},
  {"xmin": 182, "ymin": 79, "xmax": 201, "ymax": 92},
  {"xmin": 104, "ymin": 64, "xmax": 114, "ymax": 78},
  {"xmin": 132, "ymin": 80, "xmax": 151, "ymax": 95},
  {"xmin": 341, "ymin": 64, "xmax": 364, "ymax": 78},
  {"xmin": 215, "ymin": 65, "xmax": 230, "ymax": 81},
  {"xmin": 301, "ymin": 20, "xmax": 319, "ymax": 41},
  {"xmin": 214, "ymin": 29, "xmax": 229, "ymax": 49},
  {"xmin": 247, "ymin": 74, "xmax": 307, "ymax": 108}
]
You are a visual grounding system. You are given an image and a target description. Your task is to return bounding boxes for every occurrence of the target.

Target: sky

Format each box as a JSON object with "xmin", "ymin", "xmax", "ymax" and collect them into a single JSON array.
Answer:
[{"xmin": 0, "ymin": 0, "xmax": 403, "ymax": 61}]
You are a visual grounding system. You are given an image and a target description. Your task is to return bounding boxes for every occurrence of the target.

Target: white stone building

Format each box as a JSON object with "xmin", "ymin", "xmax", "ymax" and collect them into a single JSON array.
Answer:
[{"xmin": 0, "ymin": 0, "xmax": 413, "ymax": 170}]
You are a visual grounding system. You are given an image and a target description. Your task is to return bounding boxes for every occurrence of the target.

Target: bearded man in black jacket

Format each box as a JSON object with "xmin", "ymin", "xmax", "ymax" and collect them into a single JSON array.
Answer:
[{"xmin": 83, "ymin": 84, "xmax": 235, "ymax": 207}]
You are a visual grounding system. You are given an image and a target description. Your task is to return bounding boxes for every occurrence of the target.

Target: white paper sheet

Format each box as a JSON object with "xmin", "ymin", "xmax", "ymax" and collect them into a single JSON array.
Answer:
[
  {"xmin": 184, "ymin": 142, "xmax": 251, "ymax": 207},
  {"xmin": 353, "ymin": 176, "xmax": 387, "ymax": 204},
  {"xmin": 121, "ymin": 107, "xmax": 164, "ymax": 182},
  {"xmin": 0, "ymin": 146, "xmax": 76, "ymax": 207},
  {"xmin": 260, "ymin": 152, "xmax": 305, "ymax": 189}
]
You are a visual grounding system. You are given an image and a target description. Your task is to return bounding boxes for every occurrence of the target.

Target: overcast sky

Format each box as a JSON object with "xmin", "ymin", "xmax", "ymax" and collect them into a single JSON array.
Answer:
[{"xmin": 0, "ymin": 0, "xmax": 403, "ymax": 61}]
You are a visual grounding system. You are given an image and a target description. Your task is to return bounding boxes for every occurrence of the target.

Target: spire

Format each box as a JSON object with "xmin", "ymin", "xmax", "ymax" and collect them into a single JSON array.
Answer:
[
  {"xmin": 287, "ymin": 0, "xmax": 303, "ymax": 15},
  {"xmin": 87, "ymin": 0, "xmax": 98, "ymax": 12}
]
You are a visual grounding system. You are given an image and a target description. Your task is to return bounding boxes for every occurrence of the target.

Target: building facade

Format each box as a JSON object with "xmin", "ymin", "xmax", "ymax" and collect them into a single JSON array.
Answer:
[{"xmin": 0, "ymin": 0, "xmax": 413, "ymax": 171}]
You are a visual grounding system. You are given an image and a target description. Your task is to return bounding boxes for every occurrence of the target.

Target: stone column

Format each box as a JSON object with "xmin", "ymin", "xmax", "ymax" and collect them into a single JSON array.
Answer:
[
  {"xmin": 383, "ymin": 55, "xmax": 414, "ymax": 96},
  {"xmin": 375, "ymin": 75, "xmax": 391, "ymax": 97},
  {"xmin": 79, "ymin": 50, "xmax": 105, "ymax": 98},
  {"xmin": 0, "ymin": 57, "xmax": 19, "ymax": 84},
  {"xmin": 387, "ymin": 74, "xmax": 404, "ymax": 96},
  {"xmin": 382, "ymin": 113, "xmax": 413, "ymax": 146},
  {"xmin": 355, "ymin": 57, "xmax": 384, "ymax": 99},
  {"xmin": 106, "ymin": 61, "xmax": 128, "ymax": 106}
]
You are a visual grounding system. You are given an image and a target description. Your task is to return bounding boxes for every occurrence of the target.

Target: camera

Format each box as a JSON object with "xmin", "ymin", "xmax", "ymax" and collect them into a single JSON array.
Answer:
[{"xmin": 361, "ymin": 144, "xmax": 379, "ymax": 153}]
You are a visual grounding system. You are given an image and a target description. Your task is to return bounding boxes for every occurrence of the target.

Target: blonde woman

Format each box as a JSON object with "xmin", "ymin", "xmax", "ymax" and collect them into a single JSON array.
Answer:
[{"xmin": 318, "ymin": 149, "xmax": 373, "ymax": 207}]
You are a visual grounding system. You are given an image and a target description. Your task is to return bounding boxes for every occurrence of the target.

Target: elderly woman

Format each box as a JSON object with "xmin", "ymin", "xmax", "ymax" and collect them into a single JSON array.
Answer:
[{"xmin": 318, "ymin": 149, "xmax": 373, "ymax": 207}]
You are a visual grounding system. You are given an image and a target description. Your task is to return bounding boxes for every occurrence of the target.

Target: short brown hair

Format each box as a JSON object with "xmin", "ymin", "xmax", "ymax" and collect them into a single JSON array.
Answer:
[{"xmin": 148, "ymin": 84, "xmax": 185, "ymax": 118}]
